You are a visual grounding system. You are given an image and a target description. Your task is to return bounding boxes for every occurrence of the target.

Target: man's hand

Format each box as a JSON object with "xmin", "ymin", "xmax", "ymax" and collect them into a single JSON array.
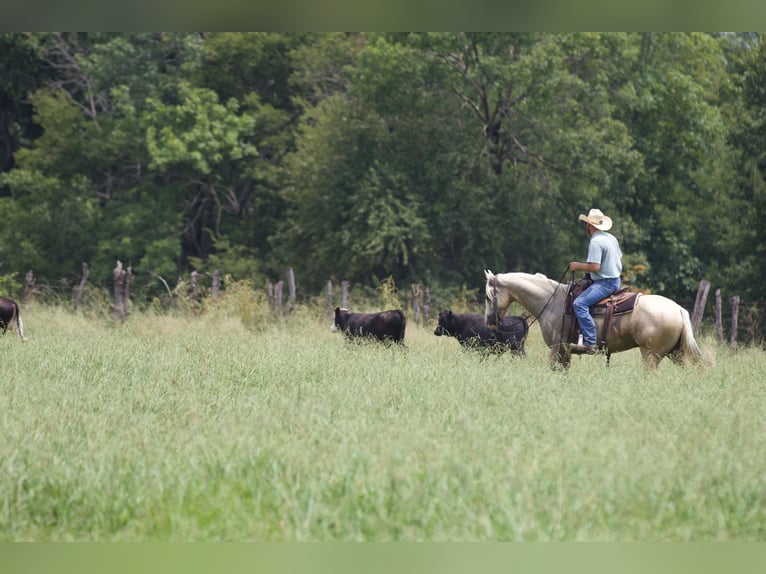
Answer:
[{"xmin": 570, "ymin": 261, "xmax": 600, "ymax": 273}]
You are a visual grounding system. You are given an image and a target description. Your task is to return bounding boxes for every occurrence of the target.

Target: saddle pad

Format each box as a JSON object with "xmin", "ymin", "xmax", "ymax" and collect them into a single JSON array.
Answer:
[
  {"xmin": 565, "ymin": 286, "xmax": 640, "ymax": 316},
  {"xmin": 590, "ymin": 290, "xmax": 641, "ymax": 316}
]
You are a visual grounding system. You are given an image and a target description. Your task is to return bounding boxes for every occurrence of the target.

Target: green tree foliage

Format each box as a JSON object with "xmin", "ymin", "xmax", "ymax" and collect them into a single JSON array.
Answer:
[
  {"xmin": 142, "ymin": 80, "xmax": 258, "ymax": 267},
  {"xmin": 0, "ymin": 33, "xmax": 45, "ymax": 174},
  {"xmin": 725, "ymin": 33, "xmax": 766, "ymax": 306},
  {"xmin": 277, "ymin": 35, "xmax": 489, "ymax": 291},
  {"xmin": 279, "ymin": 33, "xmax": 646, "ymax": 291},
  {"xmin": 0, "ymin": 33, "xmax": 294, "ymax": 293},
  {"xmin": 0, "ymin": 33, "xmax": 202, "ymax": 289},
  {"xmin": 189, "ymin": 32, "xmax": 307, "ymax": 277},
  {"xmin": 424, "ymin": 33, "xmax": 644, "ymax": 277},
  {"xmin": 0, "ymin": 32, "xmax": 761, "ymax": 316},
  {"xmin": 616, "ymin": 33, "xmax": 736, "ymax": 300}
]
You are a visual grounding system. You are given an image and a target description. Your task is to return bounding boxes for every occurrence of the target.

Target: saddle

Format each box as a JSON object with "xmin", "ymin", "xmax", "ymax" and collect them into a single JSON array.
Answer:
[{"xmin": 565, "ymin": 277, "xmax": 641, "ymax": 350}]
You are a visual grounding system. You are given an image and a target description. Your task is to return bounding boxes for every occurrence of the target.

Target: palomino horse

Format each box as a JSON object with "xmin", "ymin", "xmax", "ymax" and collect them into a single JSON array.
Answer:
[{"xmin": 484, "ymin": 270, "xmax": 705, "ymax": 369}]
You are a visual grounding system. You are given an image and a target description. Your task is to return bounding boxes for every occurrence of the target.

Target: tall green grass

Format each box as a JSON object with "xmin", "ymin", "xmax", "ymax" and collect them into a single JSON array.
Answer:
[{"xmin": 0, "ymin": 303, "xmax": 764, "ymax": 540}]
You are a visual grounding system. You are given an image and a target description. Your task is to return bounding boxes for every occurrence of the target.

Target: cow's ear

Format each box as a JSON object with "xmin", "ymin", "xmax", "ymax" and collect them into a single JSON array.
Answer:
[{"xmin": 448, "ymin": 310, "xmax": 453, "ymax": 318}]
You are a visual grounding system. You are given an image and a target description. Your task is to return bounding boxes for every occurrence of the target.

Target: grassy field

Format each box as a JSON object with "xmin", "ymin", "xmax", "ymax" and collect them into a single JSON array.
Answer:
[{"xmin": 1, "ymin": 303, "xmax": 764, "ymax": 541}]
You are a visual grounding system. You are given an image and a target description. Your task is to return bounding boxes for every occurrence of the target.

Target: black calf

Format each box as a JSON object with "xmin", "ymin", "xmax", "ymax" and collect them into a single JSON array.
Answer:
[
  {"xmin": 434, "ymin": 310, "xmax": 527, "ymax": 355},
  {"xmin": 0, "ymin": 297, "xmax": 27, "ymax": 341},
  {"xmin": 333, "ymin": 307, "xmax": 406, "ymax": 344}
]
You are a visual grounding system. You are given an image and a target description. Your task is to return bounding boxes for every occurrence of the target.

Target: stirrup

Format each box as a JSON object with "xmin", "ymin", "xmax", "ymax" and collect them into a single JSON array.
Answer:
[{"xmin": 569, "ymin": 343, "xmax": 597, "ymax": 355}]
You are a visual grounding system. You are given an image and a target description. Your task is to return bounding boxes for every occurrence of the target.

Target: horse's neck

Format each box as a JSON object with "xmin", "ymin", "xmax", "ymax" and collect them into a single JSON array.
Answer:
[
  {"xmin": 501, "ymin": 273, "xmax": 566, "ymax": 342},
  {"xmin": 500, "ymin": 273, "xmax": 557, "ymax": 314}
]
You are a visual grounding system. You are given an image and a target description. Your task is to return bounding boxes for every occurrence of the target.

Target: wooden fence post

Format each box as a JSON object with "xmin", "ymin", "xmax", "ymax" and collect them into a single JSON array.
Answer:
[
  {"xmin": 691, "ymin": 279, "xmax": 711, "ymax": 333},
  {"xmin": 744, "ymin": 305, "xmax": 757, "ymax": 344},
  {"xmin": 275, "ymin": 280, "xmax": 284, "ymax": 311},
  {"xmin": 714, "ymin": 288, "xmax": 724, "ymax": 344},
  {"xmin": 326, "ymin": 280, "xmax": 333, "ymax": 318},
  {"xmin": 412, "ymin": 283, "xmax": 422, "ymax": 324},
  {"xmin": 423, "ymin": 286, "xmax": 431, "ymax": 324},
  {"xmin": 212, "ymin": 269, "xmax": 221, "ymax": 300},
  {"xmin": 190, "ymin": 271, "xmax": 198, "ymax": 300},
  {"xmin": 184, "ymin": 270, "xmax": 197, "ymax": 312},
  {"xmin": 23, "ymin": 270, "xmax": 35, "ymax": 304},
  {"xmin": 287, "ymin": 267, "xmax": 296, "ymax": 314},
  {"xmin": 341, "ymin": 280, "xmax": 349, "ymax": 309},
  {"xmin": 73, "ymin": 263, "xmax": 89, "ymax": 311},
  {"xmin": 112, "ymin": 260, "xmax": 128, "ymax": 319},
  {"xmin": 730, "ymin": 295, "xmax": 740, "ymax": 347}
]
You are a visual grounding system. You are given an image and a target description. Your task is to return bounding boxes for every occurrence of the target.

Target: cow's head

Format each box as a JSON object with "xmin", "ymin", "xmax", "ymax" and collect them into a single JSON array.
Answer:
[
  {"xmin": 433, "ymin": 310, "xmax": 454, "ymax": 336},
  {"xmin": 332, "ymin": 307, "xmax": 350, "ymax": 332}
]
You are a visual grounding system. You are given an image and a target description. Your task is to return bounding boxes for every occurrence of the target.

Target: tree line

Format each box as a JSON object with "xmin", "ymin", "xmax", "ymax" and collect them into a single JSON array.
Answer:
[{"xmin": 0, "ymin": 33, "xmax": 764, "ymax": 337}]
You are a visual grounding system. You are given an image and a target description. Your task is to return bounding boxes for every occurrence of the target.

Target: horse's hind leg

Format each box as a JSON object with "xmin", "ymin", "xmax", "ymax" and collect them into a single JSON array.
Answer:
[{"xmin": 640, "ymin": 348, "xmax": 661, "ymax": 370}]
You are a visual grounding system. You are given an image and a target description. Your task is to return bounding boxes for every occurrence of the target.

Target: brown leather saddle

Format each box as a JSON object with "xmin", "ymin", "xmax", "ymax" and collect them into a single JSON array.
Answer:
[{"xmin": 565, "ymin": 278, "xmax": 641, "ymax": 349}]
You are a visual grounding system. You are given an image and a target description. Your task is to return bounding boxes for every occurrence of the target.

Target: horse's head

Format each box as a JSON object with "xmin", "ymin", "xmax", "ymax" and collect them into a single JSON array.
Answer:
[{"xmin": 484, "ymin": 269, "xmax": 511, "ymax": 328}]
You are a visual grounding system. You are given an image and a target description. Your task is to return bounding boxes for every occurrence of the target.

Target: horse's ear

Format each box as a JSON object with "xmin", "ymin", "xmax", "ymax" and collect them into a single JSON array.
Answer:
[{"xmin": 484, "ymin": 269, "xmax": 493, "ymax": 279}]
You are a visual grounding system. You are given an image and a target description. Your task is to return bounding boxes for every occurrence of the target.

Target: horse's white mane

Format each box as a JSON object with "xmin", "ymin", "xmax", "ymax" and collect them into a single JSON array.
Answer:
[
  {"xmin": 486, "ymin": 269, "xmax": 554, "ymax": 285},
  {"xmin": 487, "ymin": 269, "xmax": 564, "ymax": 292}
]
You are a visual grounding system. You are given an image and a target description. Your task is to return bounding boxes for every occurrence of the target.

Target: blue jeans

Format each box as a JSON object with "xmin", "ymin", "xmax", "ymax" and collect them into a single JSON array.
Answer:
[{"xmin": 573, "ymin": 277, "xmax": 621, "ymax": 346}]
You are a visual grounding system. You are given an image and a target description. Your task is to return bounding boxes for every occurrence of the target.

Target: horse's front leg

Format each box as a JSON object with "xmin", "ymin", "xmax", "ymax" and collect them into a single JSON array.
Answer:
[{"xmin": 549, "ymin": 344, "xmax": 571, "ymax": 370}]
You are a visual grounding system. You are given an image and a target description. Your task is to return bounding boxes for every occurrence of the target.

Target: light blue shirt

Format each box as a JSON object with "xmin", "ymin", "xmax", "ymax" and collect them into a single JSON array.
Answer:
[{"xmin": 587, "ymin": 230, "xmax": 622, "ymax": 280}]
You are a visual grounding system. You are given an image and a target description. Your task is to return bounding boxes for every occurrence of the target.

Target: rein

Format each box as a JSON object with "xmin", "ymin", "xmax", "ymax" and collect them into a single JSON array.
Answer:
[
  {"xmin": 559, "ymin": 271, "xmax": 576, "ymax": 347},
  {"xmin": 491, "ymin": 267, "xmax": 570, "ymax": 330}
]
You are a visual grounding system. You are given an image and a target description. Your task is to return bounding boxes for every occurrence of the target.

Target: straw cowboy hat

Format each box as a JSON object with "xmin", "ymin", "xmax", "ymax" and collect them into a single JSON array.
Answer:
[{"xmin": 578, "ymin": 208, "xmax": 613, "ymax": 231}]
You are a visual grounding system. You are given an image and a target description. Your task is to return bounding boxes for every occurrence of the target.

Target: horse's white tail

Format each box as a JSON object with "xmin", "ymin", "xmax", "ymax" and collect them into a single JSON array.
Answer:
[{"xmin": 678, "ymin": 307, "xmax": 703, "ymax": 365}]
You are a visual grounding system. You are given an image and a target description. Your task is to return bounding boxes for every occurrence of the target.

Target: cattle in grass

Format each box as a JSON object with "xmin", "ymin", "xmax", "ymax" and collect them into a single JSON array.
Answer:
[
  {"xmin": 0, "ymin": 297, "xmax": 28, "ymax": 341},
  {"xmin": 333, "ymin": 307, "xmax": 406, "ymax": 344},
  {"xmin": 434, "ymin": 310, "xmax": 527, "ymax": 355}
]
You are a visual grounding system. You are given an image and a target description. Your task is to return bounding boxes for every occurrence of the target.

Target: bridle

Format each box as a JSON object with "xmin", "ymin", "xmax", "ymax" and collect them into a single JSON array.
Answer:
[
  {"xmin": 488, "ymin": 267, "xmax": 571, "ymax": 330},
  {"xmin": 489, "ymin": 274, "xmax": 500, "ymax": 326}
]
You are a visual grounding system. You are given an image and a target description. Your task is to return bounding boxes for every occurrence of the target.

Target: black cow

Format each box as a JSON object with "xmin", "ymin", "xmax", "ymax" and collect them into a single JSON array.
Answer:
[
  {"xmin": 333, "ymin": 307, "xmax": 406, "ymax": 344},
  {"xmin": 434, "ymin": 310, "xmax": 527, "ymax": 355},
  {"xmin": 0, "ymin": 297, "xmax": 28, "ymax": 341}
]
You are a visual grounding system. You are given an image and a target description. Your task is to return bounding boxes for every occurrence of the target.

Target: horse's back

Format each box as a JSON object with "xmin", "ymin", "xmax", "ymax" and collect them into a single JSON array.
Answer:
[{"xmin": 636, "ymin": 294, "xmax": 686, "ymax": 321}]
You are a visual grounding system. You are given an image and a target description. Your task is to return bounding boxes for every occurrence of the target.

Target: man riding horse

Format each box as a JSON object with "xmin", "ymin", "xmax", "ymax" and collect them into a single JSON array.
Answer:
[{"xmin": 568, "ymin": 208, "xmax": 623, "ymax": 355}]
